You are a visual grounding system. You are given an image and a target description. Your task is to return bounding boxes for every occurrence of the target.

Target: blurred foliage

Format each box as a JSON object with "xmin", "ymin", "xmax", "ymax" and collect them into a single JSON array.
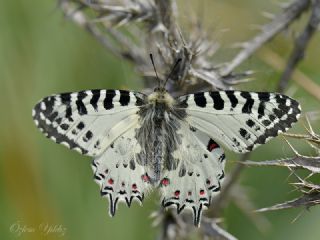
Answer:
[{"xmin": 0, "ymin": 0, "xmax": 319, "ymax": 239}]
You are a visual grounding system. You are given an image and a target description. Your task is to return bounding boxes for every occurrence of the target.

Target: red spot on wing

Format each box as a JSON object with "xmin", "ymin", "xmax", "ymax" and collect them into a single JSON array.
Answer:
[
  {"xmin": 132, "ymin": 183, "xmax": 137, "ymax": 190},
  {"xmin": 207, "ymin": 139, "xmax": 219, "ymax": 152},
  {"xmin": 209, "ymin": 143, "xmax": 218, "ymax": 151},
  {"xmin": 174, "ymin": 190, "xmax": 180, "ymax": 197},
  {"xmin": 141, "ymin": 174, "xmax": 150, "ymax": 183},
  {"xmin": 161, "ymin": 178, "xmax": 170, "ymax": 187},
  {"xmin": 200, "ymin": 189, "xmax": 205, "ymax": 195},
  {"xmin": 108, "ymin": 178, "xmax": 114, "ymax": 185}
]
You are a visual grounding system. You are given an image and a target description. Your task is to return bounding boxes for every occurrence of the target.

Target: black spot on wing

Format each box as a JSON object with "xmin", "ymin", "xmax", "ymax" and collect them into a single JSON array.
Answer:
[
  {"xmin": 239, "ymin": 128, "xmax": 250, "ymax": 140},
  {"xmin": 55, "ymin": 117, "xmax": 62, "ymax": 124},
  {"xmin": 65, "ymin": 107, "xmax": 72, "ymax": 120},
  {"xmin": 240, "ymin": 92, "xmax": 254, "ymax": 114},
  {"xmin": 246, "ymin": 119, "xmax": 255, "ymax": 128},
  {"xmin": 48, "ymin": 111, "xmax": 58, "ymax": 122},
  {"xmin": 269, "ymin": 114, "xmax": 276, "ymax": 121},
  {"xmin": 76, "ymin": 91, "xmax": 87, "ymax": 115},
  {"xmin": 60, "ymin": 123, "xmax": 69, "ymax": 130},
  {"xmin": 77, "ymin": 122, "xmax": 85, "ymax": 130},
  {"xmin": 262, "ymin": 119, "xmax": 271, "ymax": 126},
  {"xmin": 104, "ymin": 90, "xmax": 116, "ymax": 110},
  {"xmin": 178, "ymin": 164, "xmax": 186, "ymax": 177},
  {"xmin": 119, "ymin": 90, "xmax": 130, "ymax": 106},
  {"xmin": 60, "ymin": 93, "xmax": 73, "ymax": 120},
  {"xmin": 129, "ymin": 159, "xmax": 136, "ymax": 170},
  {"xmin": 90, "ymin": 89, "xmax": 100, "ymax": 111},
  {"xmin": 85, "ymin": 131, "xmax": 93, "ymax": 140},
  {"xmin": 42, "ymin": 96, "xmax": 55, "ymax": 116},
  {"xmin": 258, "ymin": 92, "xmax": 270, "ymax": 102},
  {"xmin": 273, "ymin": 108, "xmax": 285, "ymax": 118},
  {"xmin": 258, "ymin": 101, "xmax": 265, "ymax": 117},
  {"xmin": 60, "ymin": 93, "xmax": 71, "ymax": 105},
  {"xmin": 194, "ymin": 92, "xmax": 206, "ymax": 108},
  {"xmin": 225, "ymin": 91, "xmax": 238, "ymax": 108},
  {"xmin": 210, "ymin": 92, "xmax": 224, "ymax": 110}
]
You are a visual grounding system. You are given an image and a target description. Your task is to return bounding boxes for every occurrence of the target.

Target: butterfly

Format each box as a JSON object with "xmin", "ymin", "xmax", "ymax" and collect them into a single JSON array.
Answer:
[
  {"xmin": 33, "ymin": 52, "xmax": 301, "ymax": 227},
  {"xmin": 32, "ymin": 83, "xmax": 301, "ymax": 226}
]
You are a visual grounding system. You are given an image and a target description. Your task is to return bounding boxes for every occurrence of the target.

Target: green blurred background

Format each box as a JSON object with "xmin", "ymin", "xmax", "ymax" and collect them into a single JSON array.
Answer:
[{"xmin": 1, "ymin": 1, "xmax": 319, "ymax": 239}]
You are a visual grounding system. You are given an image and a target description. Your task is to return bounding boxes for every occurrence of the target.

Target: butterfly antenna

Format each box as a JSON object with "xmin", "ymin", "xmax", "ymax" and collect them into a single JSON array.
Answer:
[
  {"xmin": 149, "ymin": 53, "xmax": 161, "ymax": 88},
  {"xmin": 163, "ymin": 58, "xmax": 182, "ymax": 88}
]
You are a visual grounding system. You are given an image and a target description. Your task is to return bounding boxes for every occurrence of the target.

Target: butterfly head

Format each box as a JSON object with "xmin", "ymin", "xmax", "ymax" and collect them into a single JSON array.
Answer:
[{"xmin": 148, "ymin": 87, "xmax": 174, "ymax": 105}]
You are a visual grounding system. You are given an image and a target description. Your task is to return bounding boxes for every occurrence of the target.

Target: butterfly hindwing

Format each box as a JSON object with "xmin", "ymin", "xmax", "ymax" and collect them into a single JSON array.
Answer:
[
  {"xmin": 160, "ymin": 122, "xmax": 225, "ymax": 226},
  {"xmin": 177, "ymin": 91, "xmax": 301, "ymax": 153},
  {"xmin": 32, "ymin": 89, "xmax": 146, "ymax": 157},
  {"xmin": 92, "ymin": 127, "xmax": 153, "ymax": 216}
]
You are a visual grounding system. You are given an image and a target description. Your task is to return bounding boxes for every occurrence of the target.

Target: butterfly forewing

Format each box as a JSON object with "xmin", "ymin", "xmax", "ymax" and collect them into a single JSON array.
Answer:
[
  {"xmin": 177, "ymin": 91, "xmax": 301, "ymax": 153},
  {"xmin": 32, "ymin": 89, "xmax": 146, "ymax": 156}
]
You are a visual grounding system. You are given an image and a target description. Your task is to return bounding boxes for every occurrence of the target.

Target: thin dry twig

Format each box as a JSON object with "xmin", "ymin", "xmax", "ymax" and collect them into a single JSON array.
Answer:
[
  {"xmin": 220, "ymin": 0, "xmax": 311, "ymax": 76},
  {"xmin": 256, "ymin": 192, "xmax": 320, "ymax": 212},
  {"xmin": 245, "ymin": 120, "xmax": 320, "ymax": 213},
  {"xmin": 278, "ymin": 0, "xmax": 320, "ymax": 92}
]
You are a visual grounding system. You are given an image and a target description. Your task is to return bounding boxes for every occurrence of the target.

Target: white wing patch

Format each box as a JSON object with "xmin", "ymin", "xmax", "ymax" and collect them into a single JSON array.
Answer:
[
  {"xmin": 33, "ymin": 89, "xmax": 146, "ymax": 156},
  {"xmin": 160, "ymin": 123, "xmax": 225, "ymax": 226},
  {"xmin": 178, "ymin": 91, "xmax": 301, "ymax": 153}
]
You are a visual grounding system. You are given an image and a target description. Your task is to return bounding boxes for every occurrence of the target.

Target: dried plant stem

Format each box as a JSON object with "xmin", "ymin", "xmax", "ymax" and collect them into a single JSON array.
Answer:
[
  {"xmin": 220, "ymin": 0, "xmax": 311, "ymax": 76},
  {"xmin": 60, "ymin": 1, "xmax": 147, "ymax": 66},
  {"xmin": 278, "ymin": 0, "xmax": 320, "ymax": 92}
]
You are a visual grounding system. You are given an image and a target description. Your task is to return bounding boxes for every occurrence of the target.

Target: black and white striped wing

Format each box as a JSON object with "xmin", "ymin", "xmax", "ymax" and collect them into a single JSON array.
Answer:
[
  {"xmin": 177, "ymin": 91, "xmax": 301, "ymax": 153},
  {"xmin": 32, "ymin": 90, "xmax": 146, "ymax": 157}
]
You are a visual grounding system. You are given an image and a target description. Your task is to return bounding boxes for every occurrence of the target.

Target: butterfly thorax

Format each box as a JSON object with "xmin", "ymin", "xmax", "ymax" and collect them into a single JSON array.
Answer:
[{"xmin": 135, "ymin": 89, "xmax": 185, "ymax": 184}]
